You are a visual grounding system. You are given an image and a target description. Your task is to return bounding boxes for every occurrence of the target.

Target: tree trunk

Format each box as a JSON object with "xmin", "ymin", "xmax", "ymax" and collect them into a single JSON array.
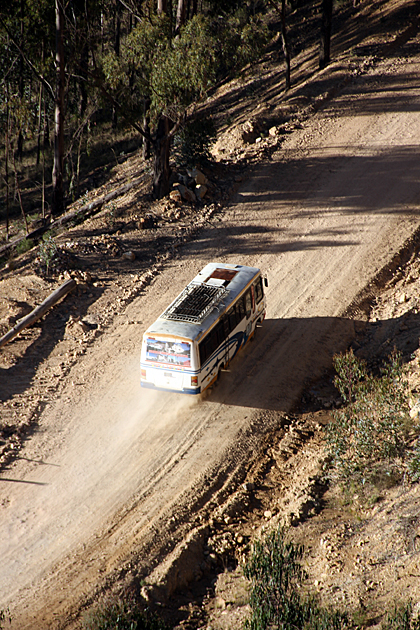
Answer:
[
  {"xmin": 142, "ymin": 97, "xmax": 151, "ymax": 160},
  {"xmin": 157, "ymin": 0, "xmax": 167, "ymax": 13},
  {"xmin": 17, "ymin": 0, "xmax": 25, "ymax": 161},
  {"xmin": 280, "ymin": 0, "xmax": 291, "ymax": 90},
  {"xmin": 175, "ymin": 0, "xmax": 186, "ymax": 35},
  {"xmin": 5, "ymin": 66, "xmax": 10, "ymax": 241},
  {"xmin": 153, "ymin": 116, "xmax": 171, "ymax": 199},
  {"xmin": 36, "ymin": 80, "xmax": 43, "ymax": 166},
  {"xmin": 112, "ymin": 1, "xmax": 121, "ymax": 128},
  {"xmin": 52, "ymin": 0, "xmax": 65, "ymax": 216},
  {"xmin": 319, "ymin": 0, "xmax": 333, "ymax": 69},
  {"xmin": 79, "ymin": 42, "xmax": 89, "ymax": 117},
  {"xmin": 36, "ymin": 41, "xmax": 44, "ymax": 166}
]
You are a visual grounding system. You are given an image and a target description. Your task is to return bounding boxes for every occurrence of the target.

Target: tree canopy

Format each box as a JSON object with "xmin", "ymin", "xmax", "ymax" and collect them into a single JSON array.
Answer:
[{"xmin": 0, "ymin": 0, "xmax": 337, "ymax": 231}]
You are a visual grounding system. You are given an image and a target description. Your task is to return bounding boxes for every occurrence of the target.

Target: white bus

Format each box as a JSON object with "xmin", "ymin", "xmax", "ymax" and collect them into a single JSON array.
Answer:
[{"xmin": 140, "ymin": 263, "xmax": 267, "ymax": 395}]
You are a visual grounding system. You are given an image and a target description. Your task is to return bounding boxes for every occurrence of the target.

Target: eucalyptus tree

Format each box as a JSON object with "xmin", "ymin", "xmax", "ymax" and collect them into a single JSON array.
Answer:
[
  {"xmin": 101, "ymin": 0, "xmax": 269, "ymax": 198},
  {"xmin": 102, "ymin": 11, "xmax": 217, "ymax": 197}
]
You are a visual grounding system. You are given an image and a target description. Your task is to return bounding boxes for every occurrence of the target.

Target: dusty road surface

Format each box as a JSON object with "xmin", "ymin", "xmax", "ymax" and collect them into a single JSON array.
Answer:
[{"xmin": 2, "ymin": 50, "xmax": 420, "ymax": 628}]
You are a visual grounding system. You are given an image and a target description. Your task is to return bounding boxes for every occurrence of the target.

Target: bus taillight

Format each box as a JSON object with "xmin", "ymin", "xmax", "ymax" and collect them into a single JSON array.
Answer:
[
  {"xmin": 141, "ymin": 368, "xmax": 147, "ymax": 379},
  {"xmin": 191, "ymin": 375, "xmax": 198, "ymax": 386}
]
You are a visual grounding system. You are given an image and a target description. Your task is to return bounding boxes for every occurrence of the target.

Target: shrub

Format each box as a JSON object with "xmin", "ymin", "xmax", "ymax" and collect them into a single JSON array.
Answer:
[
  {"xmin": 38, "ymin": 232, "xmax": 58, "ymax": 276},
  {"xmin": 173, "ymin": 117, "xmax": 217, "ymax": 167},
  {"xmin": 326, "ymin": 349, "xmax": 417, "ymax": 488},
  {"xmin": 383, "ymin": 601, "xmax": 420, "ymax": 630},
  {"xmin": 15, "ymin": 237, "xmax": 34, "ymax": 256},
  {"xmin": 82, "ymin": 596, "xmax": 166, "ymax": 630},
  {"xmin": 243, "ymin": 526, "xmax": 351, "ymax": 630}
]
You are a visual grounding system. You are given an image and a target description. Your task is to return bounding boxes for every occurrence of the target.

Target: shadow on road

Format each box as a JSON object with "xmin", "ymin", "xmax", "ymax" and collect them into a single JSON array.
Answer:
[{"xmin": 206, "ymin": 312, "xmax": 420, "ymax": 412}]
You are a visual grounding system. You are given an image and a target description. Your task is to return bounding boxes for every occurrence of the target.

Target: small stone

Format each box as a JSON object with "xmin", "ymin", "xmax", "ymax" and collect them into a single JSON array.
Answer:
[
  {"xmin": 122, "ymin": 251, "xmax": 136, "ymax": 261},
  {"xmin": 255, "ymin": 137, "xmax": 262, "ymax": 143},
  {"xmin": 214, "ymin": 597, "xmax": 226, "ymax": 610},
  {"xmin": 169, "ymin": 189, "xmax": 182, "ymax": 203},
  {"xmin": 75, "ymin": 320, "xmax": 89, "ymax": 334},
  {"xmin": 269, "ymin": 126, "xmax": 278, "ymax": 136},
  {"xmin": 264, "ymin": 510, "xmax": 272, "ymax": 519}
]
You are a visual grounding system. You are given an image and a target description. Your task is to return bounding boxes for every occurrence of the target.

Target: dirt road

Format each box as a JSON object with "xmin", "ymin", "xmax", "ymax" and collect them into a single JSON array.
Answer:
[{"xmin": 2, "ymin": 49, "xmax": 420, "ymax": 628}]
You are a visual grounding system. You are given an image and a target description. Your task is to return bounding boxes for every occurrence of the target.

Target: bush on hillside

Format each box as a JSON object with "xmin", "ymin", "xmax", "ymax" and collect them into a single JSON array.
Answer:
[
  {"xmin": 243, "ymin": 526, "xmax": 351, "ymax": 630},
  {"xmin": 173, "ymin": 117, "xmax": 217, "ymax": 167},
  {"xmin": 82, "ymin": 596, "xmax": 166, "ymax": 630},
  {"xmin": 326, "ymin": 349, "xmax": 420, "ymax": 489}
]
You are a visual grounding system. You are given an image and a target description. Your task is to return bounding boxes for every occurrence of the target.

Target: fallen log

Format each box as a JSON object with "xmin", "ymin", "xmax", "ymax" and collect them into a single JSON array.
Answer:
[
  {"xmin": 50, "ymin": 175, "xmax": 144, "ymax": 230},
  {"xmin": 0, "ymin": 278, "xmax": 76, "ymax": 349},
  {"xmin": 0, "ymin": 174, "xmax": 145, "ymax": 260}
]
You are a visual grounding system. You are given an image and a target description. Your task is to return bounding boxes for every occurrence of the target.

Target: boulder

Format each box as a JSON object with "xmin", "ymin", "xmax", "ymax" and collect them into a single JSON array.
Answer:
[
  {"xmin": 174, "ymin": 183, "xmax": 196, "ymax": 203},
  {"xmin": 241, "ymin": 120, "xmax": 259, "ymax": 144},
  {"xmin": 188, "ymin": 168, "xmax": 208, "ymax": 185},
  {"xmin": 195, "ymin": 184, "xmax": 208, "ymax": 199}
]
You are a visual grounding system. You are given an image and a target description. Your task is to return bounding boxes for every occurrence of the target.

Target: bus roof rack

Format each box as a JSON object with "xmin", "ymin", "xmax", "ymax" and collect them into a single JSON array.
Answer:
[{"xmin": 161, "ymin": 282, "xmax": 229, "ymax": 324}]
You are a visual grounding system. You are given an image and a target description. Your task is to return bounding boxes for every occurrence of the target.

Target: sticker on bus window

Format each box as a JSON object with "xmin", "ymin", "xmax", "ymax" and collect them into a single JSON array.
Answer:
[{"xmin": 146, "ymin": 338, "xmax": 191, "ymax": 367}]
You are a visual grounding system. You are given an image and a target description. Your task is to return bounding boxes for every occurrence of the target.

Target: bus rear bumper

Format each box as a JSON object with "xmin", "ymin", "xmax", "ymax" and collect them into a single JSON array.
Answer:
[{"xmin": 141, "ymin": 381, "xmax": 201, "ymax": 395}]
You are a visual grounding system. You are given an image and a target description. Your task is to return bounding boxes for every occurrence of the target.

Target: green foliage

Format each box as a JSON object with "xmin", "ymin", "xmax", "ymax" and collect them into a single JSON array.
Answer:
[
  {"xmin": 243, "ymin": 526, "xmax": 351, "ymax": 630},
  {"xmin": 382, "ymin": 601, "xmax": 420, "ymax": 630},
  {"xmin": 213, "ymin": 14, "xmax": 269, "ymax": 78},
  {"xmin": 408, "ymin": 439, "xmax": 420, "ymax": 482},
  {"xmin": 15, "ymin": 237, "xmax": 34, "ymax": 256},
  {"xmin": 174, "ymin": 117, "xmax": 216, "ymax": 167},
  {"xmin": 102, "ymin": 10, "xmax": 268, "ymax": 135},
  {"xmin": 151, "ymin": 15, "xmax": 217, "ymax": 121},
  {"xmin": 38, "ymin": 232, "xmax": 57, "ymax": 276},
  {"xmin": 326, "ymin": 349, "xmax": 418, "ymax": 488},
  {"xmin": 103, "ymin": 14, "xmax": 216, "ymax": 129},
  {"xmin": 82, "ymin": 597, "xmax": 166, "ymax": 630}
]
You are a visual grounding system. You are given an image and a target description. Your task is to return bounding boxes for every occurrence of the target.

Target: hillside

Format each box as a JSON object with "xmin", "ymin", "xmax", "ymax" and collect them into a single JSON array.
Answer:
[{"xmin": 1, "ymin": 1, "xmax": 420, "ymax": 628}]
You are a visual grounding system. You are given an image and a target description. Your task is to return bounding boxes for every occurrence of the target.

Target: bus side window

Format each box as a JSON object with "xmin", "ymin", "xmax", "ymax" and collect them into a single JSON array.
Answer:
[
  {"xmin": 200, "ymin": 326, "xmax": 219, "ymax": 365},
  {"xmin": 223, "ymin": 317, "xmax": 230, "ymax": 339},
  {"xmin": 245, "ymin": 290, "xmax": 252, "ymax": 319},
  {"xmin": 228, "ymin": 307, "xmax": 238, "ymax": 332},
  {"xmin": 237, "ymin": 296, "xmax": 246, "ymax": 322},
  {"xmin": 255, "ymin": 277, "xmax": 263, "ymax": 304},
  {"xmin": 199, "ymin": 335, "xmax": 211, "ymax": 365},
  {"xmin": 215, "ymin": 320, "xmax": 225, "ymax": 347}
]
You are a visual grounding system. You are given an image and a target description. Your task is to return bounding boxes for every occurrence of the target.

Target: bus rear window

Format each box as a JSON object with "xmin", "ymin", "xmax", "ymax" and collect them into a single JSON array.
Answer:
[{"xmin": 145, "ymin": 338, "xmax": 191, "ymax": 367}]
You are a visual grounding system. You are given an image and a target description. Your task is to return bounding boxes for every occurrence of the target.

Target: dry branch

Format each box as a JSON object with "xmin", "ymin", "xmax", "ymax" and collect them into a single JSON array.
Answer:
[{"xmin": 0, "ymin": 278, "xmax": 76, "ymax": 349}]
